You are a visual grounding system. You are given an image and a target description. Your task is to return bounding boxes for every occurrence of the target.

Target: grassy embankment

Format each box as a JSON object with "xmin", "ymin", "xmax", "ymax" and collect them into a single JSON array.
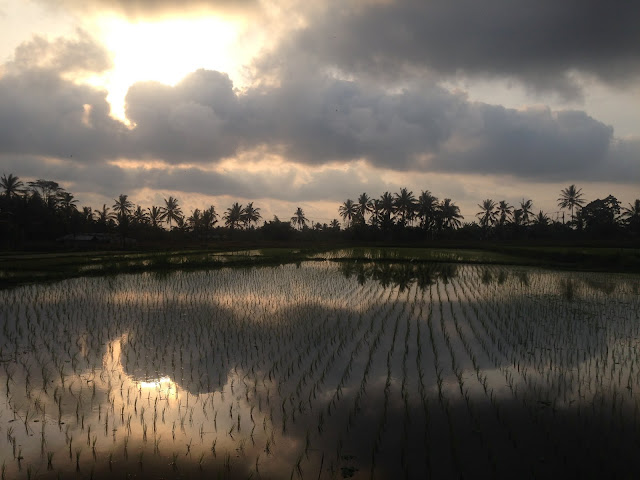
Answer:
[{"xmin": 1, "ymin": 243, "xmax": 638, "ymax": 288}]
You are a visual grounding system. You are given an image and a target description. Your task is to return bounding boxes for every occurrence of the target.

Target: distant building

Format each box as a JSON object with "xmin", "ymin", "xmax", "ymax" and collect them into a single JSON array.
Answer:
[{"xmin": 56, "ymin": 233, "xmax": 137, "ymax": 248}]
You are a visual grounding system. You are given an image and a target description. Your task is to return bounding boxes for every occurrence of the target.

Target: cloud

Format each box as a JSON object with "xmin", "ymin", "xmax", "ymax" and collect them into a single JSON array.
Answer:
[
  {"xmin": 8, "ymin": 29, "xmax": 112, "ymax": 75},
  {"xmin": 0, "ymin": 30, "xmax": 637, "ymax": 187},
  {"xmin": 35, "ymin": 0, "xmax": 258, "ymax": 18},
  {"xmin": 267, "ymin": 0, "xmax": 640, "ymax": 99}
]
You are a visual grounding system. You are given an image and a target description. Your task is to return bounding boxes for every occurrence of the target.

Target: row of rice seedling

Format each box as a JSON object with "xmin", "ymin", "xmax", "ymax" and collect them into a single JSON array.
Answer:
[{"xmin": 1, "ymin": 262, "xmax": 639, "ymax": 478}]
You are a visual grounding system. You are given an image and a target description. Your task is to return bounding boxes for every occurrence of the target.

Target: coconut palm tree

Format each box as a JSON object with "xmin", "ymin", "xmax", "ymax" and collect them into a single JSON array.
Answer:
[
  {"xmin": 439, "ymin": 198, "xmax": 463, "ymax": 230},
  {"xmin": 622, "ymin": 200, "xmax": 640, "ymax": 221},
  {"xmin": 1, "ymin": 173, "xmax": 24, "ymax": 197},
  {"xmin": 379, "ymin": 192, "xmax": 395, "ymax": 230},
  {"xmin": 476, "ymin": 199, "xmax": 498, "ymax": 228},
  {"xmin": 202, "ymin": 206, "xmax": 218, "ymax": 230},
  {"xmin": 224, "ymin": 202, "xmax": 243, "ymax": 230},
  {"xmin": 291, "ymin": 207, "xmax": 308, "ymax": 230},
  {"xmin": 393, "ymin": 188, "xmax": 416, "ymax": 226},
  {"xmin": 113, "ymin": 194, "xmax": 133, "ymax": 218},
  {"xmin": 533, "ymin": 210, "xmax": 549, "ymax": 226},
  {"xmin": 330, "ymin": 219, "xmax": 341, "ymax": 230},
  {"xmin": 132, "ymin": 205, "xmax": 149, "ymax": 226},
  {"xmin": 148, "ymin": 206, "xmax": 163, "ymax": 229},
  {"xmin": 95, "ymin": 204, "xmax": 115, "ymax": 225},
  {"xmin": 81, "ymin": 206, "xmax": 93, "ymax": 223},
  {"xmin": 57, "ymin": 191, "xmax": 78, "ymax": 215},
  {"xmin": 339, "ymin": 199, "xmax": 357, "ymax": 227},
  {"xmin": 161, "ymin": 196, "xmax": 183, "ymax": 228},
  {"xmin": 241, "ymin": 202, "xmax": 261, "ymax": 228},
  {"xmin": 520, "ymin": 199, "xmax": 534, "ymax": 226},
  {"xmin": 557, "ymin": 185, "xmax": 585, "ymax": 224},
  {"xmin": 416, "ymin": 190, "xmax": 439, "ymax": 231},
  {"xmin": 356, "ymin": 193, "xmax": 373, "ymax": 224},
  {"xmin": 187, "ymin": 208, "xmax": 202, "ymax": 232},
  {"xmin": 496, "ymin": 200, "xmax": 513, "ymax": 226}
]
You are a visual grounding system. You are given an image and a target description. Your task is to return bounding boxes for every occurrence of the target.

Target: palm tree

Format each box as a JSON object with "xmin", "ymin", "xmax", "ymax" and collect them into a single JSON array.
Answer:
[
  {"xmin": 224, "ymin": 202, "xmax": 243, "ymax": 230},
  {"xmin": 393, "ymin": 188, "xmax": 416, "ymax": 226},
  {"xmin": 57, "ymin": 191, "xmax": 78, "ymax": 215},
  {"xmin": 113, "ymin": 194, "xmax": 133, "ymax": 218},
  {"xmin": 496, "ymin": 200, "xmax": 513, "ymax": 226},
  {"xmin": 622, "ymin": 199, "xmax": 640, "ymax": 232},
  {"xmin": 476, "ymin": 199, "xmax": 498, "ymax": 228},
  {"xmin": 1, "ymin": 173, "xmax": 24, "ymax": 197},
  {"xmin": 330, "ymin": 219, "xmax": 341, "ymax": 230},
  {"xmin": 520, "ymin": 199, "xmax": 534, "ymax": 226},
  {"xmin": 148, "ymin": 206, "xmax": 163, "ymax": 229},
  {"xmin": 132, "ymin": 205, "xmax": 149, "ymax": 226},
  {"xmin": 241, "ymin": 202, "xmax": 261, "ymax": 228},
  {"xmin": 81, "ymin": 206, "xmax": 93, "ymax": 223},
  {"xmin": 339, "ymin": 199, "xmax": 357, "ymax": 228},
  {"xmin": 356, "ymin": 193, "xmax": 373, "ymax": 225},
  {"xmin": 379, "ymin": 192, "xmax": 394, "ymax": 230},
  {"xmin": 557, "ymin": 185, "xmax": 585, "ymax": 224},
  {"xmin": 438, "ymin": 198, "xmax": 463, "ymax": 230},
  {"xmin": 161, "ymin": 196, "xmax": 183, "ymax": 228},
  {"xmin": 533, "ymin": 210, "xmax": 549, "ymax": 226},
  {"xmin": 202, "ymin": 206, "xmax": 219, "ymax": 230},
  {"xmin": 416, "ymin": 190, "xmax": 439, "ymax": 230},
  {"xmin": 291, "ymin": 207, "xmax": 308, "ymax": 230},
  {"xmin": 95, "ymin": 204, "xmax": 115, "ymax": 225},
  {"xmin": 187, "ymin": 208, "xmax": 202, "ymax": 232}
]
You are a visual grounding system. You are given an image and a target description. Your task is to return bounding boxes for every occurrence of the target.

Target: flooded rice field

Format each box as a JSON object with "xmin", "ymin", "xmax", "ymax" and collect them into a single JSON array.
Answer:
[{"xmin": 1, "ymin": 262, "xmax": 640, "ymax": 478}]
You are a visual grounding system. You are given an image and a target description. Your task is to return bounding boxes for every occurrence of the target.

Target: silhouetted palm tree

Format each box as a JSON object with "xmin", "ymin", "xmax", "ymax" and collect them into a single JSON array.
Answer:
[
  {"xmin": 330, "ymin": 219, "xmax": 341, "ymax": 230},
  {"xmin": 416, "ymin": 191, "xmax": 439, "ymax": 230},
  {"xmin": 187, "ymin": 209, "xmax": 202, "ymax": 232},
  {"xmin": 476, "ymin": 199, "xmax": 498, "ymax": 228},
  {"xmin": 558, "ymin": 185, "xmax": 585, "ymax": 225},
  {"xmin": 291, "ymin": 207, "xmax": 308, "ymax": 230},
  {"xmin": 95, "ymin": 204, "xmax": 115, "ymax": 225},
  {"xmin": 393, "ymin": 188, "xmax": 416, "ymax": 226},
  {"xmin": 224, "ymin": 202, "xmax": 243, "ymax": 230},
  {"xmin": 242, "ymin": 202, "xmax": 261, "ymax": 228},
  {"xmin": 533, "ymin": 210, "xmax": 549, "ymax": 226},
  {"xmin": 148, "ymin": 206, "xmax": 163, "ymax": 229},
  {"xmin": 1, "ymin": 173, "xmax": 24, "ymax": 197},
  {"xmin": 81, "ymin": 206, "xmax": 93, "ymax": 223},
  {"xmin": 202, "ymin": 206, "xmax": 218, "ymax": 230},
  {"xmin": 57, "ymin": 191, "xmax": 78, "ymax": 215},
  {"xmin": 439, "ymin": 198, "xmax": 463, "ymax": 230},
  {"xmin": 356, "ymin": 193, "xmax": 373, "ymax": 224},
  {"xmin": 339, "ymin": 199, "xmax": 357, "ymax": 227},
  {"xmin": 622, "ymin": 199, "xmax": 640, "ymax": 232},
  {"xmin": 132, "ymin": 205, "xmax": 149, "ymax": 226},
  {"xmin": 379, "ymin": 192, "xmax": 394, "ymax": 229},
  {"xmin": 161, "ymin": 196, "xmax": 183, "ymax": 228},
  {"xmin": 113, "ymin": 194, "xmax": 133, "ymax": 218},
  {"xmin": 520, "ymin": 199, "xmax": 534, "ymax": 226},
  {"xmin": 496, "ymin": 200, "xmax": 513, "ymax": 226}
]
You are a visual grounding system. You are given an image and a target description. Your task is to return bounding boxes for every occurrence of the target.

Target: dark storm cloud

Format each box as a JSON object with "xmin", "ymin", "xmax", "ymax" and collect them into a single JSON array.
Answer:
[
  {"xmin": 0, "ymin": 69, "xmax": 126, "ymax": 161},
  {"xmin": 124, "ymin": 70, "xmax": 242, "ymax": 162},
  {"xmin": 278, "ymin": 0, "xmax": 640, "ymax": 99},
  {"xmin": 0, "ymin": 31, "xmax": 637, "ymax": 186}
]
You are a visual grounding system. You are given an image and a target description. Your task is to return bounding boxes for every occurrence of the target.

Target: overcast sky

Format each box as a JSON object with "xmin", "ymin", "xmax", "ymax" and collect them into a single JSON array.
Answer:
[{"xmin": 0, "ymin": 0, "xmax": 638, "ymax": 224}]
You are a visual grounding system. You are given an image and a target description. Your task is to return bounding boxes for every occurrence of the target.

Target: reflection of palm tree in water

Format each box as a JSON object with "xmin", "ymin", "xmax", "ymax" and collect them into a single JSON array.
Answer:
[{"xmin": 341, "ymin": 262, "xmax": 458, "ymax": 291}]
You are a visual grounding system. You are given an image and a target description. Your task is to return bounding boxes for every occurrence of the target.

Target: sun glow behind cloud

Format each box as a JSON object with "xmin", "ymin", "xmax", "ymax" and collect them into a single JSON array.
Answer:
[{"xmin": 90, "ymin": 16, "xmax": 239, "ymax": 123}]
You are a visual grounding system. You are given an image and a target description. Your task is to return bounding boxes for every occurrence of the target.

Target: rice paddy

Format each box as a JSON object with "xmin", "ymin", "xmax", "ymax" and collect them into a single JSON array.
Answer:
[{"xmin": 1, "ymin": 261, "xmax": 640, "ymax": 478}]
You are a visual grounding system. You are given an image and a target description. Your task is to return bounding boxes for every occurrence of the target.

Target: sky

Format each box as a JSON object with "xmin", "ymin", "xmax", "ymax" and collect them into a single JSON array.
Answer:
[{"xmin": 0, "ymin": 0, "xmax": 639, "ymax": 225}]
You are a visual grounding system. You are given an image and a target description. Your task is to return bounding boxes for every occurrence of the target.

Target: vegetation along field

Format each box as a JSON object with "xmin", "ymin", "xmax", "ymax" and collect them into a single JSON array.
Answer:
[{"xmin": 1, "ymin": 261, "xmax": 640, "ymax": 478}]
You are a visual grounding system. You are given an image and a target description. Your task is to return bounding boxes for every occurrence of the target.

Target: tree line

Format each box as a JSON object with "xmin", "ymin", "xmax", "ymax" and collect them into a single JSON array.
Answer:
[{"xmin": 1, "ymin": 173, "xmax": 638, "ymax": 249}]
